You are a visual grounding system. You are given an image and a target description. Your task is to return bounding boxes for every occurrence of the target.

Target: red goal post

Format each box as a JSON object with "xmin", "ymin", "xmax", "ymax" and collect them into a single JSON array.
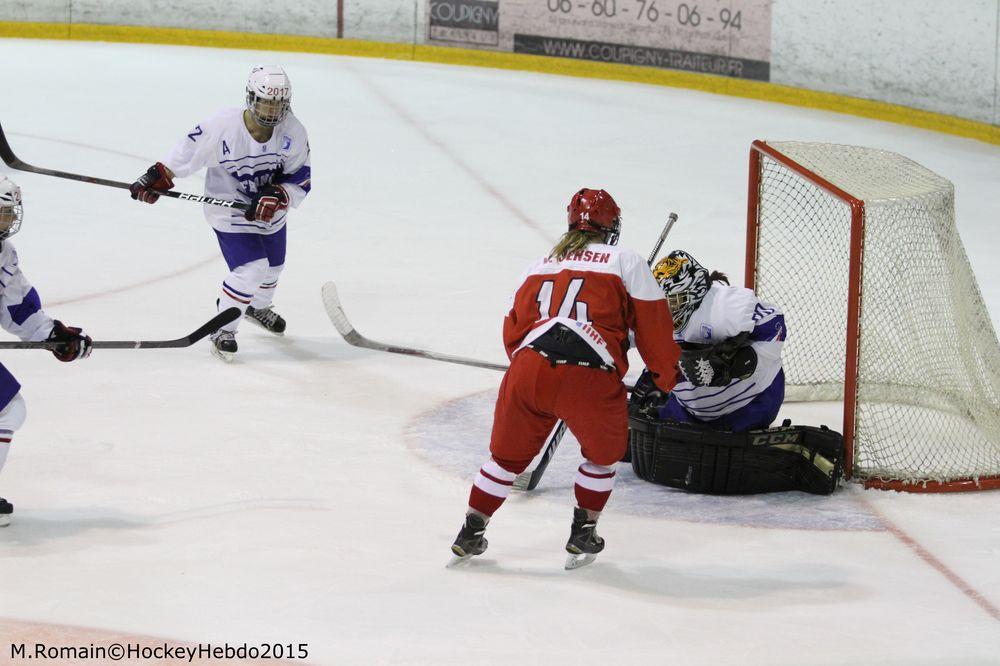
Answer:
[{"xmin": 745, "ymin": 140, "xmax": 1000, "ymax": 492}]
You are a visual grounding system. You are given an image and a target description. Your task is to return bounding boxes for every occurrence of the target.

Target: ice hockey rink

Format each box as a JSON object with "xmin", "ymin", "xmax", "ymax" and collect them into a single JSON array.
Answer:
[{"xmin": 1, "ymin": 37, "xmax": 999, "ymax": 664}]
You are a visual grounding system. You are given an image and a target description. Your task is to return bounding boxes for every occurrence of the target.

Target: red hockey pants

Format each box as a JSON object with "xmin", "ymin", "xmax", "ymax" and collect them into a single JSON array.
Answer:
[{"xmin": 489, "ymin": 349, "xmax": 628, "ymax": 468}]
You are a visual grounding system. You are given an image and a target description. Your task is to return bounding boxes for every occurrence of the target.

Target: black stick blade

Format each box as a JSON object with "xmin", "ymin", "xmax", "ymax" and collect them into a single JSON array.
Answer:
[
  {"xmin": 0, "ymin": 308, "xmax": 242, "ymax": 351},
  {"xmin": 89, "ymin": 308, "xmax": 241, "ymax": 349}
]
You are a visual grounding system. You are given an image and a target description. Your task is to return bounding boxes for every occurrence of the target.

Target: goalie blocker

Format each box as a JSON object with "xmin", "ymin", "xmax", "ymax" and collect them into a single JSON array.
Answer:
[{"xmin": 628, "ymin": 414, "xmax": 844, "ymax": 495}]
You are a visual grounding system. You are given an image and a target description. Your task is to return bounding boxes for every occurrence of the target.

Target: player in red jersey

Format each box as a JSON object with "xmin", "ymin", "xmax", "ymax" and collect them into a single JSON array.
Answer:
[{"xmin": 450, "ymin": 188, "xmax": 680, "ymax": 567}]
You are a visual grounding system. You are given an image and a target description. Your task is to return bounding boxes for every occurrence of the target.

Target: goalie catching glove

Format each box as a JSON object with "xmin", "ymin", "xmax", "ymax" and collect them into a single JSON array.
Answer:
[
  {"xmin": 245, "ymin": 184, "xmax": 289, "ymax": 223},
  {"xmin": 678, "ymin": 332, "xmax": 757, "ymax": 387},
  {"xmin": 47, "ymin": 321, "xmax": 92, "ymax": 362},
  {"xmin": 129, "ymin": 162, "xmax": 174, "ymax": 204}
]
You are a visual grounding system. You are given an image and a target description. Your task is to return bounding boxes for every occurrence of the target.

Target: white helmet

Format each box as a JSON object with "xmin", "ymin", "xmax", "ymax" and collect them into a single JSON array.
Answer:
[
  {"xmin": 0, "ymin": 175, "xmax": 23, "ymax": 241},
  {"xmin": 246, "ymin": 65, "xmax": 292, "ymax": 127}
]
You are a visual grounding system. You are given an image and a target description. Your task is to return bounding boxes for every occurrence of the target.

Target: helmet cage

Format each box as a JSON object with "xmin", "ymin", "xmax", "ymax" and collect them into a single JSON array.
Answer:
[
  {"xmin": 0, "ymin": 178, "xmax": 23, "ymax": 241},
  {"xmin": 246, "ymin": 90, "xmax": 290, "ymax": 127},
  {"xmin": 603, "ymin": 218, "xmax": 621, "ymax": 246},
  {"xmin": 653, "ymin": 251, "xmax": 710, "ymax": 332}
]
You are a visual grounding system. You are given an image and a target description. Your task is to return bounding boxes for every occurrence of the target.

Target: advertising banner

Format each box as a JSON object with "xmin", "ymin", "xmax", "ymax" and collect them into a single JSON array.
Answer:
[{"xmin": 428, "ymin": 0, "xmax": 772, "ymax": 81}]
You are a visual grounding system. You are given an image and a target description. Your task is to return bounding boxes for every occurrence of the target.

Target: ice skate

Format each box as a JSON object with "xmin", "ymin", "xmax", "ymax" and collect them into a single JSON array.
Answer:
[
  {"xmin": 447, "ymin": 512, "xmax": 488, "ymax": 567},
  {"xmin": 565, "ymin": 507, "xmax": 604, "ymax": 570},
  {"xmin": 244, "ymin": 305, "xmax": 286, "ymax": 335},
  {"xmin": 210, "ymin": 330, "xmax": 237, "ymax": 362},
  {"xmin": 0, "ymin": 497, "xmax": 12, "ymax": 527}
]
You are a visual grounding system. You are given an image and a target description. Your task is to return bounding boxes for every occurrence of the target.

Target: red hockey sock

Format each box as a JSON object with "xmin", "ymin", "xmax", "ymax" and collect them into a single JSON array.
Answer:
[
  {"xmin": 574, "ymin": 462, "xmax": 617, "ymax": 513},
  {"xmin": 468, "ymin": 457, "xmax": 526, "ymax": 517}
]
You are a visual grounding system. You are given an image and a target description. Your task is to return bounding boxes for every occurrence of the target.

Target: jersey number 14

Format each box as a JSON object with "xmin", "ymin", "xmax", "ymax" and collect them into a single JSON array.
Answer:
[{"xmin": 536, "ymin": 278, "xmax": 591, "ymax": 324}]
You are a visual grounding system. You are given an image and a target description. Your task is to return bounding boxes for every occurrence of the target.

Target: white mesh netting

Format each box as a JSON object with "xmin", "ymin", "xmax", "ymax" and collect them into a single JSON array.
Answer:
[{"xmin": 752, "ymin": 141, "xmax": 1000, "ymax": 486}]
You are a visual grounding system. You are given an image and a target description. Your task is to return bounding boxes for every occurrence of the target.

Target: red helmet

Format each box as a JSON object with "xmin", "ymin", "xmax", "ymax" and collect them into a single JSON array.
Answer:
[{"xmin": 567, "ymin": 188, "xmax": 621, "ymax": 245}]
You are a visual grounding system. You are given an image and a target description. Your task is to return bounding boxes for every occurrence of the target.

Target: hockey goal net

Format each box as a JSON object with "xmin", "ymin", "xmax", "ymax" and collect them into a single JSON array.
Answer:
[{"xmin": 745, "ymin": 140, "xmax": 1000, "ymax": 492}]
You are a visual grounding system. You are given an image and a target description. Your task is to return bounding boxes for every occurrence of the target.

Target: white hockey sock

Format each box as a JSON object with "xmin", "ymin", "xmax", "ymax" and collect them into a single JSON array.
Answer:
[
  {"xmin": 249, "ymin": 264, "xmax": 284, "ymax": 310},
  {"xmin": 0, "ymin": 393, "xmax": 28, "ymax": 470},
  {"xmin": 0, "ymin": 394, "xmax": 26, "ymax": 477},
  {"xmin": 0, "ymin": 437, "xmax": 10, "ymax": 476},
  {"xmin": 219, "ymin": 258, "xmax": 269, "ymax": 332}
]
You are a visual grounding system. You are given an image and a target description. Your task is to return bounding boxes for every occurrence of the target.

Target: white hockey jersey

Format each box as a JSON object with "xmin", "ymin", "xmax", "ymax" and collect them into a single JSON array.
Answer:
[
  {"xmin": 162, "ymin": 108, "xmax": 311, "ymax": 234},
  {"xmin": 0, "ymin": 241, "xmax": 54, "ymax": 342},
  {"xmin": 671, "ymin": 282, "xmax": 785, "ymax": 421}
]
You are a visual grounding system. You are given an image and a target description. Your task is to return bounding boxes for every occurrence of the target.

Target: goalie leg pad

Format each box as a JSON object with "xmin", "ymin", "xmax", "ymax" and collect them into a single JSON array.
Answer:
[{"xmin": 628, "ymin": 416, "xmax": 844, "ymax": 495}]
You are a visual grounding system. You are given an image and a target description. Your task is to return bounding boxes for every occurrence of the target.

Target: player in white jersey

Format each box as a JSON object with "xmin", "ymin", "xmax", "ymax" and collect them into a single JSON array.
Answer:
[
  {"xmin": 0, "ymin": 177, "xmax": 92, "ymax": 526},
  {"xmin": 633, "ymin": 250, "xmax": 786, "ymax": 431},
  {"xmin": 129, "ymin": 65, "xmax": 312, "ymax": 361}
]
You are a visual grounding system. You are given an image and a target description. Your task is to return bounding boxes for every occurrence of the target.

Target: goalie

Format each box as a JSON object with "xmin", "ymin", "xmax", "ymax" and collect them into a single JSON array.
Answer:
[
  {"xmin": 633, "ymin": 250, "xmax": 785, "ymax": 429},
  {"xmin": 630, "ymin": 250, "xmax": 843, "ymax": 495}
]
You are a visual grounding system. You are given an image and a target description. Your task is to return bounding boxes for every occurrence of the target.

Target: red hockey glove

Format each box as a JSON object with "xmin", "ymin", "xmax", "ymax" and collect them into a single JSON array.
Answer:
[
  {"xmin": 129, "ymin": 162, "xmax": 174, "ymax": 204},
  {"xmin": 245, "ymin": 184, "xmax": 289, "ymax": 222},
  {"xmin": 47, "ymin": 320, "xmax": 93, "ymax": 362}
]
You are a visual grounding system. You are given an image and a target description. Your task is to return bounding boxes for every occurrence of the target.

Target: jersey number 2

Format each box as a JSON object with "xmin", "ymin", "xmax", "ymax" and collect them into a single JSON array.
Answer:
[{"xmin": 536, "ymin": 278, "xmax": 590, "ymax": 323}]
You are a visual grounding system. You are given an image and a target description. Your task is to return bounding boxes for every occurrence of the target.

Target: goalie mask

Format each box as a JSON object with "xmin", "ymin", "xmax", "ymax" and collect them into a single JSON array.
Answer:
[
  {"xmin": 0, "ymin": 176, "xmax": 23, "ymax": 241},
  {"xmin": 567, "ymin": 188, "xmax": 622, "ymax": 246},
  {"xmin": 246, "ymin": 65, "xmax": 292, "ymax": 127},
  {"xmin": 653, "ymin": 250, "xmax": 710, "ymax": 332}
]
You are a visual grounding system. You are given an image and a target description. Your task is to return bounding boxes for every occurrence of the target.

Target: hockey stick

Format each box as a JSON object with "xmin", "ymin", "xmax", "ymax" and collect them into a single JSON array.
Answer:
[
  {"xmin": 647, "ymin": 212, "xmax": 678, "ymax": 265},
  {"xmin": 0, "ymin": 308, "xmax": 240, "ymax": 350},
  {"xmin": 0, "ymin": 122, "xmax": 249, "ymax": 212},
  {"xmin": 512, "ymin": 212, "xmax": 679, "ymax": 492},
  {"xmin": 510, "ymin": 421, "xmax": 568, "ymax": 492},
  {"xmin": 321, "ymin": 282, "xmax": 509, "ymax": 372}
]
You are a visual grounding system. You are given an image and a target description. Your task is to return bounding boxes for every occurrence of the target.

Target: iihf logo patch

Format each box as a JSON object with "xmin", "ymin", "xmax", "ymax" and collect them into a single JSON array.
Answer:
[
  {"xmin": 700, "ymin": 324, "xmax": 713, "ymax": 339},
  {"xmin": 281, "ymin": 135, "xmax": 292, "ymax": 150}
]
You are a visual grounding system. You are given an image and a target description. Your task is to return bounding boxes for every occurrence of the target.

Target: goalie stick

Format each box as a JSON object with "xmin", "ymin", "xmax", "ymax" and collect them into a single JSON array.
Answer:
[
  {"xmin": 321, "ymin": 282, "xmax": 508, "ymax": 372},
  {"xmin": 0, "ymin": 122, "xmax": 249, "ymax": 212},
  {"xmin": 512, "ymin": 212, "xmax": 679, "ymax": 492},
  {"xmin": 0, "ymin": 308, "xmax": 240, "ymax": 350}
]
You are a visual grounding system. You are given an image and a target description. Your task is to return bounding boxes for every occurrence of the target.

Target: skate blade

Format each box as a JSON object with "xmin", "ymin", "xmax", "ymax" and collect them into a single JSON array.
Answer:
[
  {"xmin": 564, "ymin": 553, "xmax": 597, "ymax": 570},
  {"xmin": 210, "ymin": 346, "xmax": 236, "ymax": 363},
  {"xmin": 0, "ymin": 516, "xmax": 11, "ymax": 527},
  {"xmin": 446, "ymin": 554, "xmax": 474, "ymax": 568},
  {"xmin": 447, "ymin": 544, "xmax": 476, "ymax": 568}
]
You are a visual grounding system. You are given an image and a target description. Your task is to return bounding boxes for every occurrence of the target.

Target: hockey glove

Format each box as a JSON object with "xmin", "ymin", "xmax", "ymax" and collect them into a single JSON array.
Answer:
[
  {"xmin": 629, "ymin": 370, "xmax": 668, "ymax": 418},
  {"xmin": 729, "ymin": 345, "xmax": 758, "ymax": 380},
  {"xmin": 245, "ymin": 184, "xmax": 289, "ymax": 223},
  {"xmin": 129, "ymin": 162, "xmax": 174, "ymax": 204},
  {"xmin": 47, "ymin": 320, "xmax": 92, "ymax": 362},
  {"xmin": 678, "ymin": 334, "xmax": 757, "ymax": 387}
]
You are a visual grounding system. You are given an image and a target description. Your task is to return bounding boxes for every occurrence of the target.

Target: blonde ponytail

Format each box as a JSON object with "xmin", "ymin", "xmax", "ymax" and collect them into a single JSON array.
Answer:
[{"xmin": 549, "ymin": 230, "xmax": 603, "ymax": 261}]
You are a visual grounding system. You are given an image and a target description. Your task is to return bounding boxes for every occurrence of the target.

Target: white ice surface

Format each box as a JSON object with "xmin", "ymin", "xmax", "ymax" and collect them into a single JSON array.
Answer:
[{"xmin": 1, "ymin": 39, "xmax": 999, "ymax": 665}]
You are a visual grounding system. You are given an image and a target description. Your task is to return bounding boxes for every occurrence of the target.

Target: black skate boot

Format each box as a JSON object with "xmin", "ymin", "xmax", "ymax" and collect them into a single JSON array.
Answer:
[
  {"xmin": 0, "ymin": 497, "xmax": 12, "ymax": 527},
  {"xmin": 565, "ymin": 507, "xmax": 604, "ymax": 569},
  {"xmin": 448, "ymin": 512, "xmax": 488, "ymax": 566},
  {"xmin": 210, "ymin": 330, "xmax": 237, "ymax": 362},
  {"xmin": 244, "ymin": 305, "xmax": 286, "ymax": 335}
]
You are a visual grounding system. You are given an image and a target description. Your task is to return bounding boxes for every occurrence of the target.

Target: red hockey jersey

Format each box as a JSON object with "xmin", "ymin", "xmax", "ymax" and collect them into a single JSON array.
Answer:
[{"xmin": 503, "ymin": 243, "xmax": 680, "ymax": 392}]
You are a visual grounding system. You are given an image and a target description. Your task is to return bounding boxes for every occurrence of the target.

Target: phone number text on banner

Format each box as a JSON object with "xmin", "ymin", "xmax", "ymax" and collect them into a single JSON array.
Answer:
[{"xmin": 427, "ymin": 0, "xmax": 773, "ymax": 81}]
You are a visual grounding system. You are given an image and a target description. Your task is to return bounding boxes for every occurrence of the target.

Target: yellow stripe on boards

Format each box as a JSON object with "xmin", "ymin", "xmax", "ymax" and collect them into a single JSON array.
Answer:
[{"xmin": 3, "ymin": 20, "xmax": 998, "ymax": 146}]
